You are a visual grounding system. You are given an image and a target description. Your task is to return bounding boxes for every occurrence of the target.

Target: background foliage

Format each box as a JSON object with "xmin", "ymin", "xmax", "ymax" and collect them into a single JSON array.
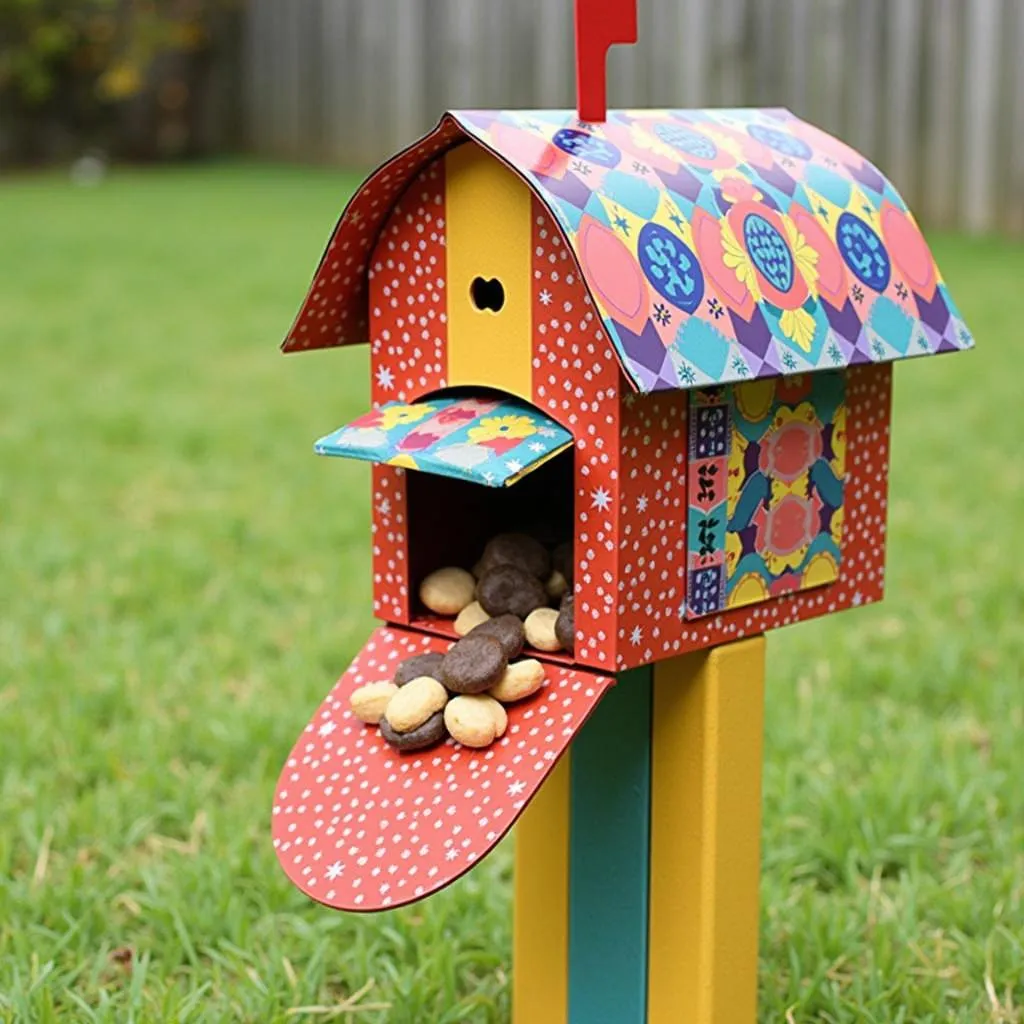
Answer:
[{"xmin": 0, "ymin": 0, "xmax": 243, "ymax": 163}]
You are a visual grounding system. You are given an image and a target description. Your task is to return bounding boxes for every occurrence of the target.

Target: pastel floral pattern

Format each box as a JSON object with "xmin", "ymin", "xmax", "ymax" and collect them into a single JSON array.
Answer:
[{"xmin": 315, "ymin": 395, "xmax": 572, "ymax": 487}]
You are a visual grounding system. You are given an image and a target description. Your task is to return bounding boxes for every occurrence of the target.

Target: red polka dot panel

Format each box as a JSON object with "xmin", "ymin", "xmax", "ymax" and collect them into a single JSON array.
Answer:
[{"xmin": 272, "ymin": 626, "xmax": 613, "ymax": 912}]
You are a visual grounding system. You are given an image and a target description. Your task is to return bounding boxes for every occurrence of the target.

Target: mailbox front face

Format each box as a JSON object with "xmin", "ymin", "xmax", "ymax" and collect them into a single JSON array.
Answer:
[{"xmin": 365, "ymin": 152, "xmax": 625, "ymax": 671}]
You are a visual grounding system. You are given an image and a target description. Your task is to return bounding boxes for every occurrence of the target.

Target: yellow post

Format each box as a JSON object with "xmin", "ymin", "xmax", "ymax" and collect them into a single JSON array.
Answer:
[
  {"xmin": 648, "ymin": 636, "xmax": 767, "ymax": 1024},
  {"xmin": 513, "ymin": 753, "xmax": 571, "ymax": 1024}
]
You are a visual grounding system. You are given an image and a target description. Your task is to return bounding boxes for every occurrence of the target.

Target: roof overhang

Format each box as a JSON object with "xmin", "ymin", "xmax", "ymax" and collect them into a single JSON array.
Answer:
[{"xmin": 283, "ymin": 108, "xmax": 974, "ymax": 393}]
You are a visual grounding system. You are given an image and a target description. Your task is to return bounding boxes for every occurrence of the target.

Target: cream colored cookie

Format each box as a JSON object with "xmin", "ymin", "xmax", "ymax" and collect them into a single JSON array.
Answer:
[
  {"xmin": 349, "ymin": 681, "xmax": 399, "ymax": 724},
  {"xmin": 419, "ymin": 567, "xmax": 477, "ymax": 616},
  {"xmin": 454, "ymin": 600, "xmax": 490, "ymax": 636},
  {"xmin": 488, "ymin": 658, "xmax": 546, "ymax": 704},
  {"xmin": 384, "ymin": 675, "xmax": 448, "ymax": 732},
  {"xmin": 444, "ymin": 694, "xmax": 507, "ymax": 748},
  {"xmin": 523, "ymin": 607, "xmax": 562, "ymax": 652}
]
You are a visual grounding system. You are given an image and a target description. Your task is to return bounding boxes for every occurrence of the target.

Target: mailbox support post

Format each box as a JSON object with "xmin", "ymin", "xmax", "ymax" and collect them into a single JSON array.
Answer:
[{"xmin": 513, "ymin": 636, "xmax": 766, "ymax": 1024}]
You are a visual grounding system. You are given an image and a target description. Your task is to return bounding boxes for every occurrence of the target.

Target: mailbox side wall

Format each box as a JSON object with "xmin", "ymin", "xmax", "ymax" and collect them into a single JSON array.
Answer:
[{"xmin": 615, "ymin": 363, "xmax": 893, "ymax": 670}]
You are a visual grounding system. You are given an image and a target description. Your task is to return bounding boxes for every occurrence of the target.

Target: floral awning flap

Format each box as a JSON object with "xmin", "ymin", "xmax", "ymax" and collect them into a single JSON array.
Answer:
[{"xmin": 314, "ymin": 394, "xmax": 573, "ymax": 487}]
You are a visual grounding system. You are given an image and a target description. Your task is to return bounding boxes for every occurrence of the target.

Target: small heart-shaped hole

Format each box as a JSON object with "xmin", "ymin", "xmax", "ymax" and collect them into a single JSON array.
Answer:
[{"xmin": 470, "ymin": 277, "xmax": 506, "ymax": 313}]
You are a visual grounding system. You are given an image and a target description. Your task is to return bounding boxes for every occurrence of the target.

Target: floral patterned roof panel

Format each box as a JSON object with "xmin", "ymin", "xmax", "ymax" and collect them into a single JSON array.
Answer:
[{"xmin": 283, "ymin": 108, "xmax": 974, "ymax": 394}]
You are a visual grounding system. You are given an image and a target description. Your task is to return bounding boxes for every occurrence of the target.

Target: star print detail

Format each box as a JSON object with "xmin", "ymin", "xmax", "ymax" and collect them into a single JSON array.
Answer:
[
  {"xmin": 507, "ymin": 780, "xmax": 526, "ymax": 797},
  {"xmin": 636, "ymin": 495, "xmax": 648, "ymax": 513},
  {"xmin": 325, "ymin": 861, "xmax": 343, "ymax": 881},
  {"xmin": 630, "ymin": 626, "xmax": 643, "ymax": 646},
  {"xmin": 375, "ymin": 366, "xmax": 395, "ymax": 391},
  {"xmin": 318, "ymin": 720, "xmax": 337, "ymax": 737},
  {"xmin": 539, "ymin": 289, "xmax": 553, "ymax": 305},
  {"xmin": 591, "ymin": 486, "xmax": 612, "ymax": 511}
]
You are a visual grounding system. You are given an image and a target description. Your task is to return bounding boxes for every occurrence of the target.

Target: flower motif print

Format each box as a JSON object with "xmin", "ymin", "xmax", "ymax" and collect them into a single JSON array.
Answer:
[
  {"xmin": 467, "ymin": 415, "xmax": 537, "ymax": 444},
  {"xmin": 378, "ymin": 403, "xmax": 436, "ymax": 431}
]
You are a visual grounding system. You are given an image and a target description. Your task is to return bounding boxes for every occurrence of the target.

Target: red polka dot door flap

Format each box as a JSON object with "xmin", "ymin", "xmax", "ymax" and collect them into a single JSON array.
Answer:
[{"xmin": 273, "ymin": 627, "xmax": 613, "ymax": 912}]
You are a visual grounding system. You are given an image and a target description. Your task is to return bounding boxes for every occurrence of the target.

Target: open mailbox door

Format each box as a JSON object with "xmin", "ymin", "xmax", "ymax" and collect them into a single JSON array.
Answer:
[
  {"xmin": 273, "ymin": 626, "xmax": 613, "ymax": 912},
  {"xmin": 314, "ymin": 393, "xmax": 573, "ymax": 487}
]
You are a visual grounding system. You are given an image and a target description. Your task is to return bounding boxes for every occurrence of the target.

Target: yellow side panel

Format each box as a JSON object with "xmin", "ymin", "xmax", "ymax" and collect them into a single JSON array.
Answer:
[
  {"xmin": 648, "ymin": 637, "xmax": 767, "ymax": 1024},
  {"xmin": 513, "ymin": 754, "xmax": 570, "ymax": 1024},
  {"xmin": 445, "ymin": 144, "xmax": 533, "ymax": 402}
]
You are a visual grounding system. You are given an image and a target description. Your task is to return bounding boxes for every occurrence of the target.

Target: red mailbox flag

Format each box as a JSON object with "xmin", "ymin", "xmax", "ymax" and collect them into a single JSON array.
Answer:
[{"xmin": 574, "ymin": 0, "xmax": 638, "ymax": 123}]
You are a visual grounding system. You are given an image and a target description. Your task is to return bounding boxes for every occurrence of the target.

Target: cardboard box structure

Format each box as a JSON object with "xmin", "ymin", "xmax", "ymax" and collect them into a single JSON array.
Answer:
[{"xmin": 272, "ymin": 108, "xmax": 974, "ymax": 916}]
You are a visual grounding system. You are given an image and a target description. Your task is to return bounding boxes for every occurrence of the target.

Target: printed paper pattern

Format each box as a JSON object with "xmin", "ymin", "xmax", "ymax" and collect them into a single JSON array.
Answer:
[
  {"xmin": 315, "ymin": 394, "xmax": 573, "ymax": 487},
  {"xmin": 686, "ymin": 371, "xmax": 846, "ymax": 618}
]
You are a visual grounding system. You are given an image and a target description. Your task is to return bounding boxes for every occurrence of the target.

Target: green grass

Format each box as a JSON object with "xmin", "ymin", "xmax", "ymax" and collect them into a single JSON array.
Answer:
[{"xmin": 1, "ymin": 163, "xmax": 1021, "ymax": 1022}]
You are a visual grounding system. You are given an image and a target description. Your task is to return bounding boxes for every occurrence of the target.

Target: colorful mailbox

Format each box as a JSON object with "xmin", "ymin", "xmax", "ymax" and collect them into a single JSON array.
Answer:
[{"xmin": 272, "ymin": 15, "xmax": 973, "ymax": 1021}]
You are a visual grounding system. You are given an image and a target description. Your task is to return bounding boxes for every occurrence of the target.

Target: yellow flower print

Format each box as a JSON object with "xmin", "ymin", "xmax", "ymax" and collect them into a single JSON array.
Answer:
[
  {"xmin": 829, "ymin": 505, "xmax": 845, "ymax": 548},
  {"xmin": 721, "ymin": 227, "xmax": 762, "ymax": 301},
  {"xmin": 733, "ymin": 378, "xmax": 777, "ymax": 424},
  {"xmin": 727, "ymin": 426, "xmax": 748, "ymax": 518},
  {"xmin": 378, "ymin": 403, "xmax": 435, "ymax": 430},
  {"xmin": 725, "ymin": 528, "xmax": 744, "ymax": 578},
  {"xmin": 830, "ymin": 402, "xmax": 847, "ymax": 477},
  {"xmin": 467, "ymin": 415, "xmax": 537, "ymax": 444},
  {"xmin": 727, "ymin": 572, "xmax": 771, "ymax": 609},
  {"xmin": 779, "ymin": 307, "xmax": 817, "ymax": 352},
  {"xmin": 801, "ymin": 550, "xmax": 840, "ymax": 589},
  {"xmin": 783, "ymin": 217, "xmax": 820, "ymax": 292}
]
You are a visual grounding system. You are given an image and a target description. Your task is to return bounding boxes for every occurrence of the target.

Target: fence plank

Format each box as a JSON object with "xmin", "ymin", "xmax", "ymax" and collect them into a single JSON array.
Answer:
[
  {"xmin": 922, "ymin": 0, "xmax": 961, "ymax": 227},
  {"xmin": 885, "ymin": 0, "xmax": 924, "ymax": 199},
  {"xmin": 962, "ymin": 0, "xmax": 1002, "ymax": 233},
  {"xmin": 1006, "ymin": 0, "xmax": 1024, "ymax": 234},
  {"xmin": 238, "ymin": 0, "xmax": 1022, "ymax": 237}
]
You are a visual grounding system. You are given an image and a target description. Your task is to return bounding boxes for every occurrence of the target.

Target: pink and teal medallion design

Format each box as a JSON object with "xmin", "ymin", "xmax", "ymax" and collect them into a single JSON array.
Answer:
[
  {"xmin": 685, "ymin": 371, "xmax": 846, "ymax": 618},
  {"xmin": 449, "ymin": 108, "xmax": 974, "ymax": 393}
]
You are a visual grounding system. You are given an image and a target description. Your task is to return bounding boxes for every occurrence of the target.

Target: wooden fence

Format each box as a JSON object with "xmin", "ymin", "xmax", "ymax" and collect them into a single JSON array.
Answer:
[{"xmin": 242, "ymin": 0, "xmax": 1024, "ymax": 236}]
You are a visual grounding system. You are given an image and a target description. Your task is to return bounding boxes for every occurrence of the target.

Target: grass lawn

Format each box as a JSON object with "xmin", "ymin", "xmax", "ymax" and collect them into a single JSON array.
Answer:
[{"xmin": 1, "ymin": 163, "xmax": 1022, "ymax": 1023}]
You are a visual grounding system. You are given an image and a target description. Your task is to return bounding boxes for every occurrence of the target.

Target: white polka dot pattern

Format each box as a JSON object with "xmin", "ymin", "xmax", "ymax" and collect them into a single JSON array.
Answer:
[
  {"xmin": 530, "ymin": 196, "xmax": 622, "ymax": 670},
  {"xmin": 272, "ymin": 626, "xmax": 613, "ymax": 912}
]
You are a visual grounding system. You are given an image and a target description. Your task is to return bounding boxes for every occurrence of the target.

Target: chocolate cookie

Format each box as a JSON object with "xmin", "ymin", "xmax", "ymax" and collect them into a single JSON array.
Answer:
[
  {"xmin": 551, "ymin": 540, "xmax": 574, "ymax": 586},
  {"xmin": 476, "ymin": 565, "xmax": 547, "ymax": 619},
  {"xmin": 380, "ymin": 710, "xmax": 448, "ymax": 752},
  {"xmin": 467, "ymin": 613, "xmax": 525, "ymax": 660},
  {"xmin": 555, "ymin": 593, "xmax": 574, "ymax": 653},
  {"xmin": 440, "ymin": 635, "xmax": 507, "ymax": 695},
  {"xmin": 479, "ymin": 533, "xmax": 551, "ymax": 580},
  {"xmin": 393, "ymin": 651, "xmax": 445, "ymax": 686}
]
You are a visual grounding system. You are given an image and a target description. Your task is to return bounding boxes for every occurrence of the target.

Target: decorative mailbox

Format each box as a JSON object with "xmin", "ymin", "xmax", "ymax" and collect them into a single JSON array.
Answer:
[{"xmin": 272, "ymin": 7, "xmax": 973, "ymax": 1022}]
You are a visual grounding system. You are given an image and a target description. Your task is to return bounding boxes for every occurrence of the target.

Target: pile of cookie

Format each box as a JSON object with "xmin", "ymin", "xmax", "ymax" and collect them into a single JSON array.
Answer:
[
  {"xmin": 349, "ymin": 614, "xmax": 547, "ymax": 752},
  {"xmin": 417, "ymin": 533, "xmax": 575, "ymax": 655}
]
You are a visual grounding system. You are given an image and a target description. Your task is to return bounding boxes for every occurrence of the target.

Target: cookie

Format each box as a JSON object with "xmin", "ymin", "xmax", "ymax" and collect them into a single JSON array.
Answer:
[
  {"xmin": 440, "ymin": 635, "xmax": 507, "ymax": 695},
  {"xmin": 478, "ymin": 533, "xmax": 551, "ymax": 580},
  {"xmin": 419, "ymin": 567, "xmax": 476, "ymax": 616},
  {"xmin": 551, "ymin": 541, "xmax": 574, "ymax": 585},
  {"xmin": 544, "ymin": 570, "xmax": 569, "ymax": 602},
  {"xmin": 384, "ymin": 675, "xmax": 448, "ymax": 732},
  {"xmin": 476, "ymin": 565, "xmax": 547, "ymax": 619},
  {"xmin": 524, "ymin": 607, "xmax": 562, "ymax": 652},
  {"xmin": 349, "ymin": 681, "xmax": 399, "ymax": 724},
  {"xmin": 555, "ymin": 593, "xmax": 574, "ymax": 653},
  {"xmin": 466, "ymin": 613, "xmax": 525, "ymax": 660},
  {"xmin": 380, "ymin": 710, "xmax": 447, "ymax": 752},
  {"xmin": 454, "ymin": 600, "xmax": 490, "ymax": 636},
  {"xmin": 393, "ymin": 652, "xmax": 445, "ymax": 686},
  {"xmin": 444, "ymin": 695, "xmax": 508, "ymax": 748},
  {"xmin": 488, "ymin": 659, "xmax": 546, "ymax": 703}
]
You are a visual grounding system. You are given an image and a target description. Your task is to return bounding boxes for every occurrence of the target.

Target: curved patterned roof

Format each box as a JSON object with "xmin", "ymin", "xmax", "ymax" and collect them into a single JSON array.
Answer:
[{"xmin": 284, "ymin": 108, "xmax": 973, "ymax": 392}]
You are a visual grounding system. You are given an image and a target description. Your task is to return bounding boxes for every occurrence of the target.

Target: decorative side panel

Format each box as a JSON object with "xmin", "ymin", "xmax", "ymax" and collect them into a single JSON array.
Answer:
[
  {"xmin": 685, "ymin": 371, "xmax": 846, "ymax": 618},
  {"xmin": 530, "ymin": 196, "xmax": 623, "ymax": 672},
  {"xmin": 371, "ymin": 465, "xmax": 410, "ymax": 624},
  {"xmin": 615, "ymin": 363, "xmax": 889, "ymax": 669}
]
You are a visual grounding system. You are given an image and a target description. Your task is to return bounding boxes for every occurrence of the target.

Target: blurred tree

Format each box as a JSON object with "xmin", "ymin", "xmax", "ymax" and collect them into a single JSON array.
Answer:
[{"xmin": 0, "ymin": 0, "xmax": 245, "ymax": 164}]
